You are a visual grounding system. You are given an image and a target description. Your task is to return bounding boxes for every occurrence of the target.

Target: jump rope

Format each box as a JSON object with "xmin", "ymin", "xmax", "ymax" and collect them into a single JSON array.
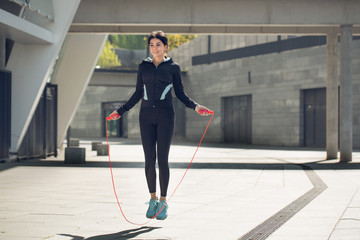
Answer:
[{"xmin": 105, "ymin": 109, "xmax": 214, "ymax": 226}]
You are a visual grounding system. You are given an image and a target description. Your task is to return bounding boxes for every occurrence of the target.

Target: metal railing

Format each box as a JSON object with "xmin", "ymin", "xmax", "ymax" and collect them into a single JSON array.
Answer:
[
  {"xmin": 18, "ymin": 83, "xmax": 58, "ymax": 159},
  {"xmin": 0, "ymin": 70, "xmax": 11, "ymax": 159},
  {"xmin": 9, "ymin": 0, "xmax": 54, "ymax": 21}
]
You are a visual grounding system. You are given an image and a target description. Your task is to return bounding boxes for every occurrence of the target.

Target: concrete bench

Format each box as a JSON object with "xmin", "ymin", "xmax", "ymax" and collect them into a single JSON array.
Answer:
[
  {"xmin": 65, "ymin": 147, "xmax": 86, "ymax": 164},
  {"xmin": 68, "ymin": 138, "xmax": 80, "ymax": 147},
  {"xmin": 97, "ymin": 144, "xmax": 108, "ymax": 156},
  {"xmin": 91, "ymin": 141, "xmax": 102, "ymax": 151}
]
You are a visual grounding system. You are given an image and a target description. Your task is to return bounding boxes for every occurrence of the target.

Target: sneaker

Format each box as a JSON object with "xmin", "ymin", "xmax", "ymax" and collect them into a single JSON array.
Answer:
[
  {"xmin": 146, "ymin": 199, "xmax": 158, "ymax": 219},
  {"xmin": 156, "ymin": 200, "xmax": 168, "ymax": 220}
]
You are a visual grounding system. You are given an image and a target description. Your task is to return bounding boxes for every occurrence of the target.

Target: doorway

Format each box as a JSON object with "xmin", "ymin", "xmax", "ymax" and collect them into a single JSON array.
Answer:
[
  {"xmin": 102, "ymin": 102, "xmax": 127, "ymax": 138},
  {"xmin": 302, "ymin": 88, "xmax": 326, "ymax": 147},
  {"xmin": 223, "ymin": 95, "xmax": 252, "ymax": 144}
]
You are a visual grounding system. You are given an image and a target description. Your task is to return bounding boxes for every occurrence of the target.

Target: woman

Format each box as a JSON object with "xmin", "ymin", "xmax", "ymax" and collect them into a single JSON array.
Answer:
[{"xmin": 109, "ymin": 31, "xmax": 211, "ymax": 220}]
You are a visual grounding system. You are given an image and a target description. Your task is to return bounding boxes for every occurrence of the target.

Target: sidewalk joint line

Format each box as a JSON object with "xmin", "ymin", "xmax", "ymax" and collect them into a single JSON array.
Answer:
[{"xmin": 238, "ymin": 164, "xmax": 327, "ymax": 240}]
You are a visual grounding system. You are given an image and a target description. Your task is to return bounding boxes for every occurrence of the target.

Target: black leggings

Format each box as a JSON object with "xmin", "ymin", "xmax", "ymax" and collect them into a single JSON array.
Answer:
[{"xmin": 139, "ymin": 106, "xmax": 174, "ymax": 197}]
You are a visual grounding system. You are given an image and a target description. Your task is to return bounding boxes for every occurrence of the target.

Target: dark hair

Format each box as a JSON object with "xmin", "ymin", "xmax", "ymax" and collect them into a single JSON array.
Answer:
[{"xmin": 147, "ymin": 30, "xmax": 168, "ymax": 46}]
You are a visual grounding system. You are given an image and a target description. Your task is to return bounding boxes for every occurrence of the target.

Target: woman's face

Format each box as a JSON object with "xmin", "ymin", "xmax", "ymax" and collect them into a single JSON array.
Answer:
[{"xmin": 149, "ymin": 38, "xmax": 168, "ymax": 58}]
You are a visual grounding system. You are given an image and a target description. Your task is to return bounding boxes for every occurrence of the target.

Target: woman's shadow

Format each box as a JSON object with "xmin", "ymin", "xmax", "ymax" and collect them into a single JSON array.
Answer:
[{"xmin": 58, "ymin": 226, "xmax": 164, "ymax": 240}]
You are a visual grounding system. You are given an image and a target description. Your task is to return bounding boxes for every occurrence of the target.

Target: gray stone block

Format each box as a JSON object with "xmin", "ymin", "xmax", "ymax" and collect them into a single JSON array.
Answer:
[
  {"xmin": 91, "ymin": 141, "xmax": 102, "ymax": 151},
  {"xmin": 97, "ymin": 144, "xmax": 109, "ymax": 156},
  {"xmin": 69, "ymin": 138, "xmax": 80, "ymax": 147},
  {"xmin": 65, "ymin": 147, "xmax": 86, "ymax": 164}
]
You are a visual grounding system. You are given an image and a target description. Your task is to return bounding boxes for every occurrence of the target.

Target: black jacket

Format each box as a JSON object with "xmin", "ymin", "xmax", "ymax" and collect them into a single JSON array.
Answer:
[{"xmin": 117, "ymin": 57, "xmax": 198, "ymax": 116}]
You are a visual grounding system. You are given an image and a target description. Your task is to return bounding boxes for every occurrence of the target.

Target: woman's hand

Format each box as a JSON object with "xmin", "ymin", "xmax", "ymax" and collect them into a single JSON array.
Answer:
[
  {"xmin": 108, "ymin": 110, "xmax": 121, "ymax": 120},
  {"xmin": 195, "ymin": 105, "xmax": 213, "ymax": 116}
]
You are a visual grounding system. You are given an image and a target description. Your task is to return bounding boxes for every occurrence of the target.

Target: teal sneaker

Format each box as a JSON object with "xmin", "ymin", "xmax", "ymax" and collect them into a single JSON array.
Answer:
[
  {"xmin": 146, "ymin": 199, "xmax": 158, "ymax": 219},
  {"xmin": 156, "ymin": 200, "xmax": 168, "ymax": 220}
]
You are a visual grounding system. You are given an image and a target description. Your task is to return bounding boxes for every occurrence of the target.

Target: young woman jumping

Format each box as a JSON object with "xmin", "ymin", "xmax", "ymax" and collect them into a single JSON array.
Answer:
[{"xmin": 109, "ymin": 30, "xmax": 211, "ymax": 220}]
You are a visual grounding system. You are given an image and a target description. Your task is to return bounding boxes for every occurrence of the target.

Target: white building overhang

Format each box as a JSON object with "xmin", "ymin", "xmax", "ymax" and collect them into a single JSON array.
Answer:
[{"xmin": 0, "ymin": 8, "xmax": 53, "ymax": 44}]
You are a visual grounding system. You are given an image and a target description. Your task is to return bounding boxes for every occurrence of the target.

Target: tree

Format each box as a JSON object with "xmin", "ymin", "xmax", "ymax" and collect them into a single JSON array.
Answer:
[
  {"xmin": 97, "ymin": 40, "xmax": 121, "ymax": 68},
  {"xmin": 167, "ymin": 35, "xmax": 197, "ymax": 51},
  {"xmin": 109, "ymin": 35, "xmax": 147, "ymax": 50},
  {"xmin": 108, "ymin": 34, "xmax": 197, "ymax": 51},
  {"xmin": 97, "ymin": 34, "xmax": 197, "ymax": 69}
]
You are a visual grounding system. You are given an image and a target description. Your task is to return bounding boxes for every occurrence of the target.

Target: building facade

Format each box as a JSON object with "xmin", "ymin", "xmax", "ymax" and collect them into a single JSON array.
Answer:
[{"xmin": 71, "ymin": 35, "xmax": 360, "ymax": 148}]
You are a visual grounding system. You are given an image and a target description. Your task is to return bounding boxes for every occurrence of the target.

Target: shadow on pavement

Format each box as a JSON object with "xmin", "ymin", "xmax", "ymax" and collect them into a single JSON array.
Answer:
[
  {"xmin": 58, "ymin": 226, "xmax": 163, "ymax": 240},
  {"xmin": 1, "ymin": 159, "xmax": 360, "ymax": 172}
]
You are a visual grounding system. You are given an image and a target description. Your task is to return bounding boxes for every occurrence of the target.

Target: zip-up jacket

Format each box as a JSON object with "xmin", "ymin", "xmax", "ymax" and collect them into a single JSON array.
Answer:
[{"xmin": 117, "ymin": 57, "xmax": 198, "ymax": 116}]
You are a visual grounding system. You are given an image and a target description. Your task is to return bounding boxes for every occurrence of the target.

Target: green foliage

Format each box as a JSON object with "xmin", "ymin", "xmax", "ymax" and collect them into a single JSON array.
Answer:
[
  {"xmin": 109, "ymin": 35, "xmax": 147, "ymax": 50},
  {"xmin": 108, "ymin": 34, "xmax": 197, "ymax": 51},
  {"xmin": 167, "ymin": 35, "xmax": 197, "ymax": 51},
  {"xmin": 97, "ymin": 34, "xmax": 197, "ymax": 69},
  {"xmin": 97, "ymin": 40, "xmax": 121, "ymax": 68}
]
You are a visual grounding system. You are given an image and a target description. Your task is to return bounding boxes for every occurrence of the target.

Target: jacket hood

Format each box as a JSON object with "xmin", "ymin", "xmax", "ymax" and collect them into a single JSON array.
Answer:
[{"xmin": 144, "ymin": 57, "xmax": 172, "ymax": 63}]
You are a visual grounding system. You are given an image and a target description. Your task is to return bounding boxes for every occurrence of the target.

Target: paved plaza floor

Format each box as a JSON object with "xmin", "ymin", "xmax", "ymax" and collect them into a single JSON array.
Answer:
[{"xmin": 0, "ymin": 138, "xmax": 359, "ymax": 240}]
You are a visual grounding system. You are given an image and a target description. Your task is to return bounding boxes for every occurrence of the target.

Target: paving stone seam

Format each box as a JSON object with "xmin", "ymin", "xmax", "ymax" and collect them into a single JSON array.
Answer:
[
  {"xmin": 327, "ymin": 186, "xmax": 360, "ymax": 240},
  {"xmin": 238, "ymin": 164, "xmax": 327, "ymax": 240}
]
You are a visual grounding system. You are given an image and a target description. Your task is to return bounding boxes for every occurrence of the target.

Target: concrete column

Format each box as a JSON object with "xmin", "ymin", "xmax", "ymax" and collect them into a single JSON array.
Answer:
[
  {"xmin": 326, "ymin": 32, "xmax": 338, "ymax": 159},
  {"xmin": 339, "ymin": 25, "xmax": 353, "ymax": 162},
  {"xmin": 0, "ymin": 37, "xmax": 5, "ymax": 69},
  {"xmin": 51, "ymin": 33, "xmax": 107, "ymax": 147}
]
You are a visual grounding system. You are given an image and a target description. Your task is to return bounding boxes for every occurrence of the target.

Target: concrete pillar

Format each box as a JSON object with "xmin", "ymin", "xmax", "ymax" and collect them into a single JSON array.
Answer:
[
  {"xmin": 326, "ymin": 32, "xmax": 338, "ymax": 159},
  {"xmin": 0, "ymin": 37, "xmax": 5, "ymax": 69},
  {"xmin": 339, "ymin": 25, "xmax": 353, "ymax": 162},
  {"xmin": 51, "ymin": 33, "xmax": 107, "ymax": 147}
]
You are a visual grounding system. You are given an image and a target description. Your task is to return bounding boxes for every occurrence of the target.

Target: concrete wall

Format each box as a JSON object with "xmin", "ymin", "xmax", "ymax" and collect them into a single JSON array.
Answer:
[
  {"xmin": 353, "ymin": 43, "xmax": 360, "ymax": 147},
  {"xmin": 70, "ymin": 73, "xmax": 141, "ymax": 138},
  {"xmin": 171, "ymin": 35, "xmax": 283, "ymax": 72},
  {"xmin": 179, "ymin": 36, "xmax": 360, "ymax": 147},
  {"xmin": 71, "ymin": 35, "xmax": 360, "ymax": 148}
]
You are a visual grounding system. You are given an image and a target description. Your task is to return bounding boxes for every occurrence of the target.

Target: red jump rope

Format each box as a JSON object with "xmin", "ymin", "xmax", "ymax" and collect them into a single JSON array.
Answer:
[{"xmin": 106, "ymin": 110, "xmax": 214, "ymax": 225}]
